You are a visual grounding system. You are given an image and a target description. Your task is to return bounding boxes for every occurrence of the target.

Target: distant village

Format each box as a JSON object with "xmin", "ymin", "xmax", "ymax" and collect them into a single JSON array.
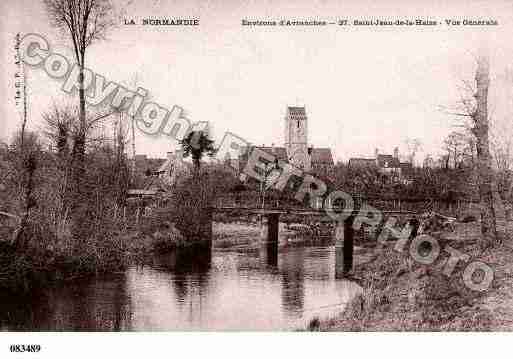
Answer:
[
  {"xmin": 131, "ymin": 105, "xmax": 430, "ymax": 195},
  {"xmin": 133, "ymin": 106, "xmax": 331, "ymax": 192}
]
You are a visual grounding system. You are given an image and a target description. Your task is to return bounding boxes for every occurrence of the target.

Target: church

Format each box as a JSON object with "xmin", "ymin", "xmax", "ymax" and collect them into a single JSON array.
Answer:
[
  {"xmin": 237, "ymin": 106, "xmax": 334, "ymax": 177},
  {"xmin": 134, "ymin": 106, "xmax": 335, "ymax": 196}
]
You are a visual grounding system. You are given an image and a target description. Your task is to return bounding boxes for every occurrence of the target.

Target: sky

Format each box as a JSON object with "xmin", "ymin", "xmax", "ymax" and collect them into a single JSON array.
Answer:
[{"xmin": 1, "ymin": 0, "xmax": 513, "ymax": 164}]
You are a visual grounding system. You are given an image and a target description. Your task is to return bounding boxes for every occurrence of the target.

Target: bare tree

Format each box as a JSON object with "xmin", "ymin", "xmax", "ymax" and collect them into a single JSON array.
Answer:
[
  {"xmin": 11, "ymin": 32, "xmax": 38, "ymax": 247},
  {"xmin": 404, "ymin": 138, "xmax": 422, "ymax": 165},
  {"xmin": 443, "ymin": 131, "xmax": 468, "ymax": 169},
  {"xmin": 43, "ymin": 0, "xmax": 115, "ymax": 193},
  {"xmin": 472, "ymin": 52, "xmax": 498, "ymax": 245},
  {"xmin": 441, "ymin": 49, "xmax": 500, "ymax": 246},
  {"xmin": 491, "ymin": 124, "xmax": 513, "ymax": 173}
]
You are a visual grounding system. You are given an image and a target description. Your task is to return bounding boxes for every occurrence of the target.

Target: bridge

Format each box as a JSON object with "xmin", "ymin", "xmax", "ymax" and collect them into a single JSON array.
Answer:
[
  {"xmin": 213, "ymin": 205, "xmax": 420, "ymax": 277},
  {"xmin": 132, "ymin": 192, "xmax": 427, "ymax": 276}
]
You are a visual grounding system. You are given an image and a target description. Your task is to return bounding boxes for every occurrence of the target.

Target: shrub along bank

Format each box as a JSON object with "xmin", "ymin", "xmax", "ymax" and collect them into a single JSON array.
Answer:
[{"xmin": 308, "ymin": 221, "xmax": 502, "ymax": 331}]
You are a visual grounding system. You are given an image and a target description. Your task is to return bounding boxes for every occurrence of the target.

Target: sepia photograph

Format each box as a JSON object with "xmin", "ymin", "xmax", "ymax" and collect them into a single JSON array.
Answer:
[{"xmin": 1, "ymin": 0, "xmax": 513, "ymax": 356}]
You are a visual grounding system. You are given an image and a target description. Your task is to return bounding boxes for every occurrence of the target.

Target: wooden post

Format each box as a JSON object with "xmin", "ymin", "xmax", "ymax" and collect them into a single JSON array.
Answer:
[
  {"xmin": 343, "ymin": 214, "xmax": 355, "ymax": 273},
  {"xmin": 335, "ymin": 222, "xmax": 344, "ymax": 279},
  {"xmin": 266, "ymin": 212, "xmax": 280, "ymax": 244},
  {"xmin": 335, "ymin": 214, "xmax": 354, "ymax": 278},
  {"xmin": 265, "ymin": 212, "xmax": 279, "ymax": 267}
]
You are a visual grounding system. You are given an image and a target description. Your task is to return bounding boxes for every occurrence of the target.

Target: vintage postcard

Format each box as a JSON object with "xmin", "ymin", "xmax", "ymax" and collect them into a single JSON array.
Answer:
[{"xmin": 1, "ymin": 0, "xmax": 513, "ymax": 357}]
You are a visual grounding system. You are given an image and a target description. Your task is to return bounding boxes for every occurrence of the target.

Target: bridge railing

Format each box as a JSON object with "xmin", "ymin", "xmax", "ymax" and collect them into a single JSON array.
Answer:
[{"xmin": 215, "ymin": 193, "xmax": 479, "ymax": 217}]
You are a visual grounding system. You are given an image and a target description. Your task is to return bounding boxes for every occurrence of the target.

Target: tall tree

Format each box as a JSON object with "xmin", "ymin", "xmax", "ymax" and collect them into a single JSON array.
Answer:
[
  {"xmin": 472, "ymin": 52, "xmax": 498, "ymax": 245},
  {"xmin": 443, "ymin": 49, "xmax": 500, "ymax": 246},
  {"xmin": 43, "ymin": 0, "xmax": 115, "ymax": 193},
  {"xmin": 12, "ymin": 33, "xmax": 37, "ymax": 246}
]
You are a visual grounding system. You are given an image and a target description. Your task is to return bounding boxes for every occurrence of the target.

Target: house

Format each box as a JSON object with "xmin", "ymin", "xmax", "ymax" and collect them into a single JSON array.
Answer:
[
  {"xmin": 232, "ymin": 106, "xmax": 334, "ymax": 177},
  {"xmin": 130, "ymin": 150, "xmax": 193, "ymax": 196},
  {"xmin": 376, "ymin": 147, "xmax": 401, "ymax": 175},
  {"xmin": 310, "ymin": 147, "xmax": 335, "ymax": 176},
  {"xmin": 348, "ymin": 158, "xmax": 376, "ymax": 167},
  {"xmin": 349, "ymin": 147, "xmax": 414, "ymax": 183},
  {"xmin": 155, "ymin": 150, "xmax": 192, "ymax": 187}
]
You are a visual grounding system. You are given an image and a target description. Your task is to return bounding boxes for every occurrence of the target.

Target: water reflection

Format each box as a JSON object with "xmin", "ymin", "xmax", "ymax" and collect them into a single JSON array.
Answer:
[
  {"xmin": 0, "ymin": 244, "xmax": 361, "ymax": 331},
  {"xmin": 0, "ymin": 273, "xmax": 132, "ymax": 331},
  {"xmin": 265, "ymin": 242, "xmax": 278, "ymax": 268},
  {"xmin": 279, "ymin": 248, "xmax": 305, "ymax": 318},
  {"xmin": 149, "ymin": 247, "xmax": 212, "ymax": 304}
]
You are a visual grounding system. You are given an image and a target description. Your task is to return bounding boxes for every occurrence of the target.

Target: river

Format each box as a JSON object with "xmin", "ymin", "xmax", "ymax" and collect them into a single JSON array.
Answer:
[{"xmin": 0, "ymin": 243, "xmax": 362, "ymax": 331}]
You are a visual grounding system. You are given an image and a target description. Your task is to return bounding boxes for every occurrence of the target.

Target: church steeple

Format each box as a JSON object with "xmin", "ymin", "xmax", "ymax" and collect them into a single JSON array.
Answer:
[{"xmin": 284, "ymin": 106, "xmax": 310, "ymax": 171}]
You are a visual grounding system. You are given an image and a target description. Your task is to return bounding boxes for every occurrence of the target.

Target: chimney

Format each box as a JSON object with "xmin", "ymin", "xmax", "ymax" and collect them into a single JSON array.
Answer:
[
  {"xmin": 374, "ymin": 148, "xmax": 379, "ymax": 159},
  {"xmin": 394, "ymin": 147, "xmax": 399, "ymax": 159},
  {"xmin": 167, "ymin": 151, "xmax": 174, "ymax": 160}
]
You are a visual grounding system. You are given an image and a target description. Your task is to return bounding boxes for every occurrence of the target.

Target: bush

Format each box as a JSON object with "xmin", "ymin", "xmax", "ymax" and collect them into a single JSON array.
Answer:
[
  {"xmin": 0, "ymin": 135, "xmax": 135, "ymax": 291},
  {"xmin": 166, "ymin": 169, "xmax": 220, "ymax": 241}
]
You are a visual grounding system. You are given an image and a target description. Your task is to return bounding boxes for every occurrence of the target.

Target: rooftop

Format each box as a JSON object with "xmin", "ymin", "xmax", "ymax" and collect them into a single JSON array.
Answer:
[
  {"xmin": 310, "ymin": 148, "xmax": 334, "ymax": 165},
  {"xmin": 377, "ymin": 154, "xmax": 400, "ymax": 168}
]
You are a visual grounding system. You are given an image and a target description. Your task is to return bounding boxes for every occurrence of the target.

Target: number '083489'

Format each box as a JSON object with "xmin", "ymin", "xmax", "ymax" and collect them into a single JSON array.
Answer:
[{"xmin": 9, "ymin": 345, "xmax": 41, "ymax": 353}]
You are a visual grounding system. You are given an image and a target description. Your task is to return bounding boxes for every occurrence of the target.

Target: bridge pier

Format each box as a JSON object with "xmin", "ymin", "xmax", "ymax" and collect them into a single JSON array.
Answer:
[
  {"xmin": 335, "ymin": 214, "xmax": 355, "ymax": 279},
  {"xmin": 265, "ymin": 213, "xmax": 280, "ymax": 267},
  {"xmin": 266, "ymin": 213, "xmax": 280, "ymax": 244}
]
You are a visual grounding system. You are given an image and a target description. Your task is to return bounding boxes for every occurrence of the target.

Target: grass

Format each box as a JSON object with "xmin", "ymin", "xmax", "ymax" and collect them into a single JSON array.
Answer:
[
  {"xmin": 0, "ymin": 215, "xmax": 188, "ymax": 293},
  {"xmin": 306, "ymin": 220, "xmax": 502, "ymax": 331}
]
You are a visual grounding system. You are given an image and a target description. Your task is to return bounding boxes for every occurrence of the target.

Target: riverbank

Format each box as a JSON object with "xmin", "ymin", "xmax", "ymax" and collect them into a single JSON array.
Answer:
[
  {"xmin": 0, "ymin": 218, "xmax": 291, "ymax": 292},
  {"xmin": 308, "ymin": 220, "xmax": 513, "ymax": 331},
  {"xmin": 0, "ymin": 219, "xmax": 193, "ymax": 293}
]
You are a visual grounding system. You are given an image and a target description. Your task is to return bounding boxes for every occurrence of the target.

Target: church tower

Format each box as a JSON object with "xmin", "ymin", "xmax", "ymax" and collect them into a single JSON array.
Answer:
[{"xmin": 285, "ymin": 106, "xmax": 311, "ymax": 171}]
